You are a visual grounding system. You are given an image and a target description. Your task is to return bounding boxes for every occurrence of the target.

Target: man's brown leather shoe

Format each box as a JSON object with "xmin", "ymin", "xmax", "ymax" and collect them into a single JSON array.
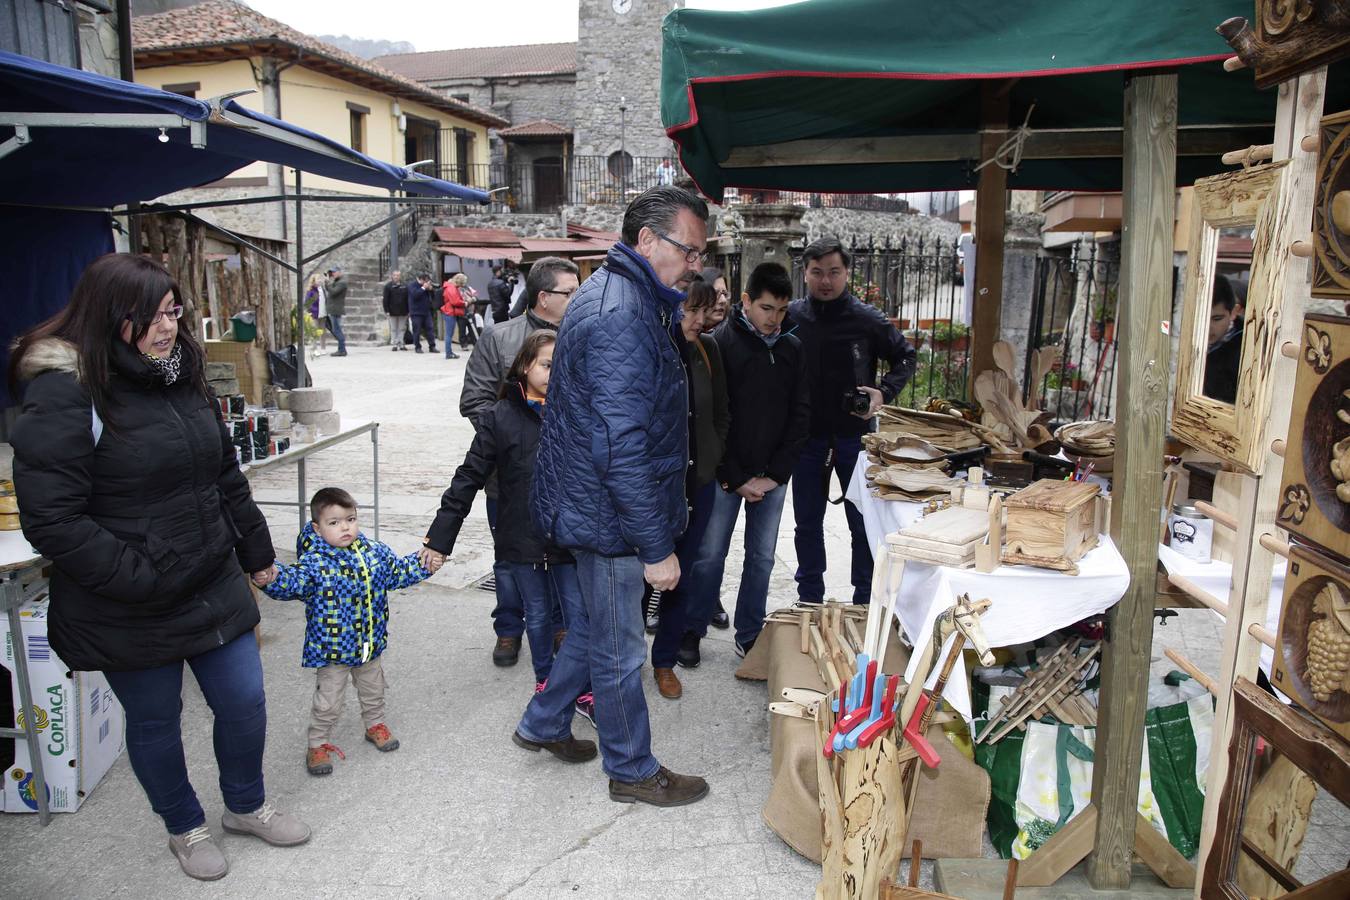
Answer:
[
  {"xmin": 609, "ymin": 767, "xmax": 709, "ymax": 807},
  {"xmin": 654, "ymin": 667, "xmax": 682, "ymax": 699},
  {"xmin": 512, "ymin": 730, "xmax": 597, "ymax": 763}
]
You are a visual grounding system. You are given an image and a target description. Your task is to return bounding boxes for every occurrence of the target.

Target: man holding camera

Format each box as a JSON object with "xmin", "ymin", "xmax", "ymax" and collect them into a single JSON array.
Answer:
[
  {"xmin": 488, "ymin": 265, "xmax": 515, "ymax": 324},
  {"xmin": 789, "ymin": 236, "xmax": 916, "ymax": 605}
]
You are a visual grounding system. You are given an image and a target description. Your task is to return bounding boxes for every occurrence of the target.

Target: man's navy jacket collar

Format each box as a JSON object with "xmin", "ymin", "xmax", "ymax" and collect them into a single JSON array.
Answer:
[{"xmin": 608, "ymin": 242, "xmax": 686, "ymax": 312}]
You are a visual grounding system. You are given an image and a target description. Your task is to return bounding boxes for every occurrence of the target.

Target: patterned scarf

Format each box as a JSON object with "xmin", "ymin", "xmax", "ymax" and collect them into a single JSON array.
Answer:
[{"xmin": 143, "ymin": 344, "xmax": 183, "ymax": 385}]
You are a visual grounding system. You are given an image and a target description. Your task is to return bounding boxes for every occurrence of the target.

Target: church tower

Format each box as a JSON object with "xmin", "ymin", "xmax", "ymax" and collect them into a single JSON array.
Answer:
[{"xmin": 573, "ymin": 0, "xmax": 683, "ymax": 162}]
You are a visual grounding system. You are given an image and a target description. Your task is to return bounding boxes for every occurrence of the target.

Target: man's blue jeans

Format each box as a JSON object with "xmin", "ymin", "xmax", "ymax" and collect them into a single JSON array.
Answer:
[
  {"xmin": 518, "ymin": 551, "xmax": 660, "ymax": 784},
  {"xmin": 792, "ymin": 434, "xmax": 873, "ymax": 604},
  {"xmin": 328, "ymin": 314, "xmax": 347, "ymax": 353},
  {"xmin": 504, "ymin": 561, "xmax": 573, "ymax": 683},
  {"xmin": 685, "ymin": 481, "xmax": 788, "ymax": 646},
  {"xmin": 651, "ymin": 480, "xmax": 715, "ymax": 668},
  {"xmin": 486, "ymin": 497, "xmax": 526, "ymax": 639},
  {"xmin": 102, "ymin": 630, "xmax": 267, "ymax": 835}
]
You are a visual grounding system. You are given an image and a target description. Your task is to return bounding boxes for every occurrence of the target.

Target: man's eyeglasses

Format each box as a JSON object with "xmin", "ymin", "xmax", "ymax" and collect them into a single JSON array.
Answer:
[
  {"xmin": 654, "ymin": 231, "xmax": 710, "ymax": 266},
  {"xmin": 133, "ymin": 305, "xmax": 185, "ymax": 325},
  {"xmin": 543, "ymin": 289, "xmax": 577, "ymax": 299}
]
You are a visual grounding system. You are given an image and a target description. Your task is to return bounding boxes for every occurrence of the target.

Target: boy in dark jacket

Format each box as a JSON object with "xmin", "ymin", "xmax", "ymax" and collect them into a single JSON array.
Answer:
[
  {"xmin": 683, "ymin": 262, "xmax": 810, "ymax": 655},
  {"xmin": 259, "ymin": 488, "xmax": 438, "ymax": 776}
]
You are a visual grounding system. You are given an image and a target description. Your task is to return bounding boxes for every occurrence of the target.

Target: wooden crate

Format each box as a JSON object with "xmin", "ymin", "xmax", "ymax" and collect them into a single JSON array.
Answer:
[
  {"xmin": 1270, "ymin": 541, "xmax": 1350, "ymax": 743},
  {"xmin": 204, "ymin": 340, "xmax": 269, "ymax": 406},
  {"xmin": 1000, "ymin": 479, "xmax": 1100, "ymax": 574},
  {"xmin": 1276, "ymin": 314, "xmax": 1350, "ymax": 560}
]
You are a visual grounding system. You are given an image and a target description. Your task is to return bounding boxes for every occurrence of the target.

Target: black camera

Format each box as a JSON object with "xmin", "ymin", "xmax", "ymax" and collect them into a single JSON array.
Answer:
[{"xmin": 843, "ymin": 388, "xmax": 871, "ymax": 416}]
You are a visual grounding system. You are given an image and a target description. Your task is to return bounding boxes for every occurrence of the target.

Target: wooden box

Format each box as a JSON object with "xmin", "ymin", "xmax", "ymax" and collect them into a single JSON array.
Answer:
[
  {"xmin": 1275, "ymin": 314, "xmax": 1350, "ymax": 559},
  {"xmin": 1000, "ymin": 479, "xmax": 1100, "ymax": 575},
  {"xmin": 204, "ymin": 340, "xmax": 270, "ymax": 406},
  {"xmin": 1270, "ymin": 542, "xmax": 1350, "ymax": 743},
  {"xmin": 887, "ymin": 505, "xmax": 989, "ymax": 568}
]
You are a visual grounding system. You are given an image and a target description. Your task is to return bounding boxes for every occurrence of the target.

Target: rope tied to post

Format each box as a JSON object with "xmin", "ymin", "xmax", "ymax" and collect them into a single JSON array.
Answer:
[{"xmin": 974, "ymin": 102, "xmax": 1036, "ymax": 175}]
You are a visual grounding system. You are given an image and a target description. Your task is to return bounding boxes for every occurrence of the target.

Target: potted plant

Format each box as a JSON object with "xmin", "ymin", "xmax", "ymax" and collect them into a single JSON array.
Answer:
[
  {"xmin": 930, "ymin": 320, "xmax": 970, "ymax": 351},
  {"xmin": 1090, "ymin": 290, "xmax": 1117, "ymax": 344}
]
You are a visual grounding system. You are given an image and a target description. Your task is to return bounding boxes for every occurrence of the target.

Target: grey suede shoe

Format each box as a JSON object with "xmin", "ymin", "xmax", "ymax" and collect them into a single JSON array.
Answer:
[
  {"xmin": 168, "ymin": 825, "xmax": 228, "ymax": 881},
  {"xmin": 221, "ymin": 799, "xmax": 312, "ymax": 847}
]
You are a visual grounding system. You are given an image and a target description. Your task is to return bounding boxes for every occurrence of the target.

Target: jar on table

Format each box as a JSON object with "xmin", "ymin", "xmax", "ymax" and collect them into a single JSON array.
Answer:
[{"xmin": 1169, "ymin": 503, "xmax": 1213, "ymax": 563}]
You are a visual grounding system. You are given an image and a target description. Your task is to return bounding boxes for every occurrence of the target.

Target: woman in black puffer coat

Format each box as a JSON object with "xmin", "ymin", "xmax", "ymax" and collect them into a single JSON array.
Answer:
[{"xmin": 8, "ymin": 254, "xmax": 309, "ymax": 882}]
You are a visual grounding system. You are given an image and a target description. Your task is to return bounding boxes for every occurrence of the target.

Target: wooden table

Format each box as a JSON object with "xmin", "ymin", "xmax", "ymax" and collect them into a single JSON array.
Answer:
[
  {"xmin": 241, "ymin": 420, "xmax": 380, "ymax": 539},
  {"xmin": 0, "ymin": 530, "xmax": 50, "ymax": 825}
]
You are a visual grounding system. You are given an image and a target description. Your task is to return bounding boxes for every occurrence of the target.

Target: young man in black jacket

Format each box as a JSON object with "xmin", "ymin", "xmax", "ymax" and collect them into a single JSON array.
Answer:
[
  {"xmin": 681, "ymin": 262, "xmax": 810, "ymax": 657},
  {"xmin": 789, "ymin": 237, "xmax": 916, "ymax": 605}
]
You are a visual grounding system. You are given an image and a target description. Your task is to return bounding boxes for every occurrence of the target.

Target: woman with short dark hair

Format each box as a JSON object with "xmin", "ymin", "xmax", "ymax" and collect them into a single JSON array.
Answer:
[{"xmin": 8, "ymin": 253, "xmax": 309, "ymax": 882}]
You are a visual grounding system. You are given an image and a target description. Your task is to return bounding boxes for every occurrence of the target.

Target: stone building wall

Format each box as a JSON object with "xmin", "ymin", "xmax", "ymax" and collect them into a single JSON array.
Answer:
[
  {"xmin": 719, "ymin": 206, "xmax": 962, "ymax": 249},
  {"xmin": 573, "ymin": 0, "xmax": 681, "ymax": 159}
]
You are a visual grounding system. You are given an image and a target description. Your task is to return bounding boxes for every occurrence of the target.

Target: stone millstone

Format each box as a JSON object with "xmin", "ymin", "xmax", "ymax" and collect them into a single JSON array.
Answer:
[
  {"xmin": 288, "ymin": 387, "xmax": 334, "ymax": 413},
  {"xmin": 205, "ymin": 362, "xmax": 237, "ymax": 381},
  {"xmin": 207, "ymin": 378, "xmax": 240, "ymax": 395},
  {"xmin": 293, "ymin": 409, "xmax": 340, "ymax": 436}
]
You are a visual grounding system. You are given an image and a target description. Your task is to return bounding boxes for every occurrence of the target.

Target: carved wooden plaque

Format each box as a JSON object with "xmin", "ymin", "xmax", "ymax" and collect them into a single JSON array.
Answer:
[
  {"xmin": 1240, "ymin": 2, "xmax": 1350, "ymax": 89},
  {"xmin": 1271, "ymin": 542, "xmax": 1350, "ymax": 742},
  {"xmin": 1277, "ymin": 313, "xmax": 1350, "ymax": 554},
  {"xmin": 1312, "ymin": 108, "xmax": 1350, "ymax": 300}
]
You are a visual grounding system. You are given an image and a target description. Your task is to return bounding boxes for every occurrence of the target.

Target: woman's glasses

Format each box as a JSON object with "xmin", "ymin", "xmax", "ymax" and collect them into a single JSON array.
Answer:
[{"xmin": 145, "ymin": 305, "xmax": 185, "ymax": 325}]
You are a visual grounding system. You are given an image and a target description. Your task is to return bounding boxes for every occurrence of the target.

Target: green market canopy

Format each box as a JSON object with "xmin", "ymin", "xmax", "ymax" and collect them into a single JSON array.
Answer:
[{"xmin": 660, "ymin": 0, "xmax": 1338, "ymax": 200}]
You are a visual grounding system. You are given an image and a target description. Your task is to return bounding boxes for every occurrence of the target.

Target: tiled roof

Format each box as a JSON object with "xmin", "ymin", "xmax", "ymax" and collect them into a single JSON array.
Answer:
[
  {"xmin": 375, "ymin": 43, "xmax": 577, "ymax": 82},
  {"xmin": 132, "ymin": 0, "xmax": 508, "ymax": 129},
  {"xmin": 430, "ymin": 227, "xmax": 520, "ymax": 246},
  {"xmin": 498, "ymin": 119, "xmax": 571, "ymax": 138}
]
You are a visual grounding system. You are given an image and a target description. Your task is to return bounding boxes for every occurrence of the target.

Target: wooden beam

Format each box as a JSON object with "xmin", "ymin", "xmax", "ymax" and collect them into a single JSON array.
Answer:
[
  {"xmin": 720, "ymin": 127, "xmax": 1275, "ymax": 169},
  {"xmin": 1086, "ymin": 71, "xmax": 1177, "ymax": 891},
  {"xmin": 969, "ymin": 82, "xmax": 1009, "ymax": 381},
  {"xmin": 1017, "ymin": 803, "xmax": 1097, "ymax": 887},
  {"xmin": 1193, "ymin": 69, "xmax": 1328, "ymax": 898}
]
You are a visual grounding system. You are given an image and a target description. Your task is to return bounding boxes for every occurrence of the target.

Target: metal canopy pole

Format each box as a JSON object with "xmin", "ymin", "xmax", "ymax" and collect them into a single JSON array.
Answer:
[{"xmin": 294, "ymin": 169, "xmax": 306, "ymax": 388}]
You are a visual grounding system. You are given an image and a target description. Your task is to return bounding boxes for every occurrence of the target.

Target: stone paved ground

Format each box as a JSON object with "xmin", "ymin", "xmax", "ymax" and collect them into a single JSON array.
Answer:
[{"xmin": 2, "ymin": 340, "xmax": 1345, "ymax": 897}]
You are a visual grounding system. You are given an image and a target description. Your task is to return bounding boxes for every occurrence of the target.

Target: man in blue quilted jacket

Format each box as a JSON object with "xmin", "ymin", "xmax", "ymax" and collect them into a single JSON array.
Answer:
[{"xmin": 515, "ymin": 185, "xmax": 711, "ymax": 807}]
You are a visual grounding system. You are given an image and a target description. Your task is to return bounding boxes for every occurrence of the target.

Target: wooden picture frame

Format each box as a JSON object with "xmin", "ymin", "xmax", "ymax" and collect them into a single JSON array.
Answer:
[
  {"xmin": 1311, "ymin": 108, "xmax": 1350, "ymax": 300},
  {"xmin": 1172, "ymin": 161, "xmax": 1296, "ymax": 473},
  {"xmin": 1200, "ymin": 678, "xmax": 1350, "ymax": 899}
]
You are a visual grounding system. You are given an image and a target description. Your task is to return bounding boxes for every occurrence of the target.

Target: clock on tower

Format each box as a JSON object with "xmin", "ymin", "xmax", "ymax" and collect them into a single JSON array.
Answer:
[{"xmin": 612, "ymin": 0, "xmax": 633, "ymax": 14}]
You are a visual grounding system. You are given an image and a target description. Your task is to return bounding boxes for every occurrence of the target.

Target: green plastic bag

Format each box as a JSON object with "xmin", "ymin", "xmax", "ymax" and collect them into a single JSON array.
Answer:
[{"xmin": 974, "ymin": 693, "xmax": 1212, "ymax": 859}]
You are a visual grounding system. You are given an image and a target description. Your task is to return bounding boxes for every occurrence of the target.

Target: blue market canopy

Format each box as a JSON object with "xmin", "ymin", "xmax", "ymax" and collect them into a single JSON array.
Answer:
[{"xmin": 0, "ymin": 50, "xmax": 489, "ymax": 207}]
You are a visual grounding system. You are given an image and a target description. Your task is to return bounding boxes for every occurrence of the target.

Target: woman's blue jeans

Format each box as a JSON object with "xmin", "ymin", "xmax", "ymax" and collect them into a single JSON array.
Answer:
[
  {"xmin": 651, "ymin": 479, "xmax": 716, "ymax": 668},
  {"xmin": 102, "ymin": 631, "xmax": 267, "ymax": 835}
]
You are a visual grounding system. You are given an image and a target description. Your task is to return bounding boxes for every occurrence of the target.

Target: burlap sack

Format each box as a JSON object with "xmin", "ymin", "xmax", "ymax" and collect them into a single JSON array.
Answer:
[{"xmin": 740, "ymin": 615, "xmax": 989, "ymax": 861}]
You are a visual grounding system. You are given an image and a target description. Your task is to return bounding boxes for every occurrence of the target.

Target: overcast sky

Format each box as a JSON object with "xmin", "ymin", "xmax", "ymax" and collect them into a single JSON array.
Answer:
[{"xmin": 245, "ymin": 0, "xmax": 805, "ymax": 50}]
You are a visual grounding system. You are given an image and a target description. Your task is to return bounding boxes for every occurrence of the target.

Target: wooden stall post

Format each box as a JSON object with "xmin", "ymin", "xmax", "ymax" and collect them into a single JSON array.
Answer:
[
  {"xmin": 1085, "ymin": 71, "xmax": 1177, "ymax": 890},
  {"xmin": 970, "ymin": 81, "xmax": 1010, "ymax": 381},
  {"xmin": 1192, "ymin": 68, "xmax": 1328, "ymax": 896}
]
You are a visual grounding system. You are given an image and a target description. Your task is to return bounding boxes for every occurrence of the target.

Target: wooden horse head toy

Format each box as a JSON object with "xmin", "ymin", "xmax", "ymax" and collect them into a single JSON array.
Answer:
[{"xmin": 951, "ymin": 594, "xmax": 995, "ymax": 667}]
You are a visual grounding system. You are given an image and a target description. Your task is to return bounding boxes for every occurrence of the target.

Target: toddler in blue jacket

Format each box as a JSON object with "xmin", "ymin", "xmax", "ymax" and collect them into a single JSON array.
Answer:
[{"xmin": 254, "ymin": 487, "xmax": 441, "ymax": 776}]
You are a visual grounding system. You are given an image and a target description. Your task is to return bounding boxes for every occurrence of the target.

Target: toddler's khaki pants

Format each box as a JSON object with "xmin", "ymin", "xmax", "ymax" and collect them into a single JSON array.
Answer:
[{"xmin": 308, "ymin": 656, "xmax": 387, "ymax": 747}]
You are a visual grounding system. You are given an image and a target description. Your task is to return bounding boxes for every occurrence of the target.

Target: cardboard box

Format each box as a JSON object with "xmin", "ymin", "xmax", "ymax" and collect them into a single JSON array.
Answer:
[
  {"xmin": 1, "ymin": 593, "xmax": 125, "ymax": 813},
  {"xmin": 205, "ymin": 340, "xmax": 270, "ymax": 406}
]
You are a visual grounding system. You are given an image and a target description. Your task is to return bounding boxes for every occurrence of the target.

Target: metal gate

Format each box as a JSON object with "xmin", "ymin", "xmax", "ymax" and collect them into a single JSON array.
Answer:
[{"xmin": 1024, "ymin": 244, "xmax": 1121, "ymax": 423}]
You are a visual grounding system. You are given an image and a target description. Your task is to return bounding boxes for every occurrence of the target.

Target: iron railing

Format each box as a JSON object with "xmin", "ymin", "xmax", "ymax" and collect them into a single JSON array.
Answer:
[
  {"xmin": 431, "ymin": 155, "xmax": 917, "ymax": 216},
  {"xmin": 715, "ymin": 238, "xmax": 969, "ymax": 406},
  {"xmin": 1024, "ymin": 244, "xmax": 1123, "ymax": 423},
  {"xmin": 377, "ymin": 204, "xmax": 419, "ymax": 278}
]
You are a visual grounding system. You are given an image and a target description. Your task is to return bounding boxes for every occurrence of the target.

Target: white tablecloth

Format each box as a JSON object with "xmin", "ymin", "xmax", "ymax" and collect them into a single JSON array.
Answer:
[
  {"xmin": 844, "ymin": 453, "xmax": 1130, "ymax": 720},
  {"xmin": 1157, "ymin": 543, "xmax": 1285, "ymax": 679}
]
